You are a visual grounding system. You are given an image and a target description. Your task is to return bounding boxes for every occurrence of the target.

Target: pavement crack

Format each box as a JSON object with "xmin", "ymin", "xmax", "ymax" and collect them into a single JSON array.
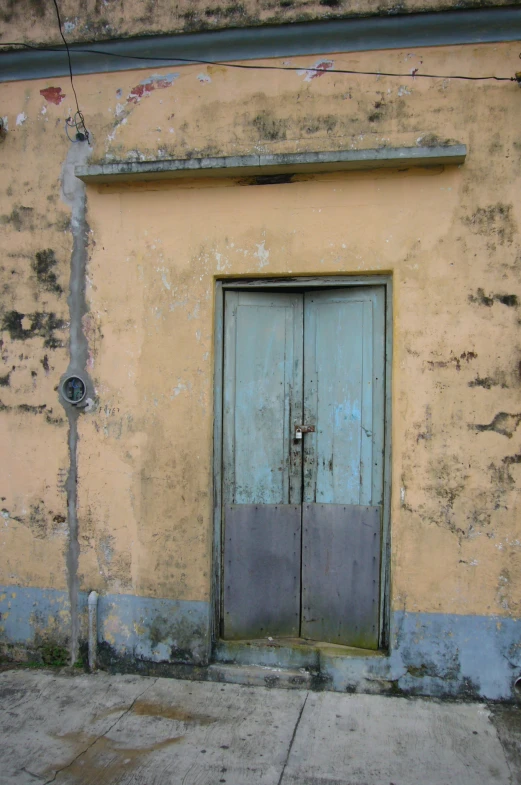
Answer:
[
  {"xmin": 21, "ymin": 767, "xmax": 46, "ymax": 781},
  {"xmin": 42, "ymin": 677, "xmax": 159, "ymax": 785},
  {"xmin": 278, "ymin": 691, "xmax": 309, "ymax": 785}
]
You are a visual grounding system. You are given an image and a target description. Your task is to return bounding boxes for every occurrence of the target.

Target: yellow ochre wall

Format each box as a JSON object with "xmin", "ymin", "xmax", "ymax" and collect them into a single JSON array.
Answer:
[{"xmin": 1, "ymin": 42, "xmax": 520, "ymax": 660}]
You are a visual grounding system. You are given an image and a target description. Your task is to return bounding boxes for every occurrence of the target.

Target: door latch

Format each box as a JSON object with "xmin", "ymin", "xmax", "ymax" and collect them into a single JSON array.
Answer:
[{"xmin": 294, "ymin": 424, "xmax": 315, "ymax": 440}]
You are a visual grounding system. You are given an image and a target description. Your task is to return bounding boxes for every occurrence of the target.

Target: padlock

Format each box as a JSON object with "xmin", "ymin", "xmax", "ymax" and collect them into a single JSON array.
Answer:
[{"xmin": 295, "ymin": 427, "xmax": 302, "ymax": 440}]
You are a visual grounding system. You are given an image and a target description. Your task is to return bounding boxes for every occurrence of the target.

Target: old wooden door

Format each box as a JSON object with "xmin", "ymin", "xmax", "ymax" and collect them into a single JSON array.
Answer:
[{"xmin": 222, "ymin": 286, "xmax": 385, "ymax": 649}]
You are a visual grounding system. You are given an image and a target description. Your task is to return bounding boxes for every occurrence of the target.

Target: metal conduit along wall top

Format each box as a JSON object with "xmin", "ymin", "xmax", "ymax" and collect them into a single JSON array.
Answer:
[{"xmin": 0, "ymin": 7, "xmax": 520, "ymax": 81}]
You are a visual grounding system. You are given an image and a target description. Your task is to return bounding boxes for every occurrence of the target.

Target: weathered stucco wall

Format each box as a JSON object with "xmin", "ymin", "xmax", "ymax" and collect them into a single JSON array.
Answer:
[
  {"xmin": 0, "ymin": 112, "xmax": 71, "ymax": 590},
  {"xmin": 1, "ymin": 40, "xmax": 520, "ymax": 692},
  {"xmin": 0, "ymin": 0, "xmax": 513, "ymax": 46}
]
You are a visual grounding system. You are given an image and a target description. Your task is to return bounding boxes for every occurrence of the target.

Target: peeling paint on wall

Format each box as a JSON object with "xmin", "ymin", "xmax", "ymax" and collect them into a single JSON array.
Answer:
[
  {"xmin": 127, "ymin": 73, "xmax": 179, "ymax": 104},
  {"xmin": 297, "ymin": 59, "xmax": 334, "ymax": 81},
  {"xmin": 39, "ymin": 87, "xmax": 66, "ymax": 105}
]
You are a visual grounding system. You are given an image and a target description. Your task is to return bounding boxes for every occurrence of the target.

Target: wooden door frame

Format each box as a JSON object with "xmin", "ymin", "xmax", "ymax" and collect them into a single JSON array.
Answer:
[{"xmin": 211, "ymin": 275, "xmax": 393, "ymax": 654}]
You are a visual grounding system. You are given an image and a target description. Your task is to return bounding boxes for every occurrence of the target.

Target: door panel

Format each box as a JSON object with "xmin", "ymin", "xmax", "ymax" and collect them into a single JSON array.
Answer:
[
  {"xmin": 301, "ymin": 503, "xmax": 381, "ymax": 648},
  {"xmin": 303, "ymin": 288, "xmax": 385, "ymax": 506},
  {"xmin": 222, "ymin": 291, "xmax": 303, "ymax": 639},
  {"xmin": 221, "ymin": 285, "xmax": 386, "ymax": 647},
  {"xmin": 223, "ymin": 291, "xmax": 303, "ymax": 505},
  {"xmin": 223, "ymin": 504, "xmax": 301, "ymax": 639}
]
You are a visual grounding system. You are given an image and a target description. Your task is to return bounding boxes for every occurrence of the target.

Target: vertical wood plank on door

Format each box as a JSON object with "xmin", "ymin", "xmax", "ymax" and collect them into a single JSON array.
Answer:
[
  {"xmin": 222, "ymin": 291, "xmax": 303, "ymax": 640},
  {"xmin": 301, "ymin": 287, "xmax": 385, "ymax": 645},
  {"xmin": 303, "ymin": 288, "xmax": 385, "ymax": 506},
  {"xmin": 223, "ymin": 291, "xmax": 303, "ymax": 505}
]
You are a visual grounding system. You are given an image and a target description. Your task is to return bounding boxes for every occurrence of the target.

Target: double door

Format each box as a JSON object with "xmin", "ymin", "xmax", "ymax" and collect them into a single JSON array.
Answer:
[{"xmin": 221, "ymin": 286, "xmax": 385, "ymax": 649}]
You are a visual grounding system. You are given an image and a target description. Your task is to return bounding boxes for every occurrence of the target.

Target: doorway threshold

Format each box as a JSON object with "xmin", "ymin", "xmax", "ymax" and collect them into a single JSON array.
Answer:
[{"xmin": 214, "ymin": 637, "xmax": 386, "ymax": 671}]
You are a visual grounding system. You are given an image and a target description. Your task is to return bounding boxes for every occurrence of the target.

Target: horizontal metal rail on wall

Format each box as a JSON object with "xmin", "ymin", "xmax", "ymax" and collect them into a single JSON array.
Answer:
[{"xmin": 0, "ymin": 7, "xmax": 520, "ymax": 82}]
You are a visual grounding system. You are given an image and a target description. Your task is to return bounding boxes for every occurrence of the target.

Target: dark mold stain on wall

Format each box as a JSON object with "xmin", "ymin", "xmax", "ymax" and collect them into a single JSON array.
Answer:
[
  {"xmin": 146, "ymin": 613, "xmax": 207, "ymax": 665},
  {"xmin": 416, "ymin": 133, "xmax": 459, "ymax": 148},
  {"xmin": 0, "ymin": 205, "xmax": 34, "ymax": 232},
  {"xmin": 32, "ymin": 250, "xmax": 63, "ymax": 295},
  {"xmin": 463, "ymin": 203, "xmax": 516, "ymax": 245},
  {"xmin": 10, "ymin": 502, "xmax": 69, "ymax": 539},
  {"xmin": 0, "ymin": 399, "xmax": 64, "ymax": 424},
  {"xmin": 252, "ymin": 110, "xmax": 288, "ymax": 141},
  {"xmin": 469, "ymin": 288, "xmax": 519, "ymax": 308},
  {"xmin": 202, "ymin": 3, "xmax": 247, "ymax": 19},
  {"xmin": 474, "ymin": 412, "xmax": 521, "ymax": 438},
  {"xmin": 468, "ymin": 375, "xmax": 508, "ymax": 389},
  {"xmin": 0, "ymin": 0, "xmax": 45, "ymax": 23},
  {"xmin": 503, "ymin": 453, "xmax": 521, "ymax": 466},
  {"xmin": 426, "ymin": 351, "xmax": 477, "ymax": 371},
  {"xmin": 368, "ymin": 98, "xmax": 387, "ymax": 123},
  {"xmin": 1, "ymin": 310, "xmax": 67, "ymax": 349},
  {"xmin": 301, "ymin": 114, "xmax": 338, "ymax": 134}
]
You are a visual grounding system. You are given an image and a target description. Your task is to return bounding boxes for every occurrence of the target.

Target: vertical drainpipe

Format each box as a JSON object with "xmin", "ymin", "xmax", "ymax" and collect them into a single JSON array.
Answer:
[
  {"xmin": 60, "ymin": 139, "xmax": 94, "ymax": 666},
  {"xmin": 88, "ymin": 590, "xmax": 99, "ymax": 670}
]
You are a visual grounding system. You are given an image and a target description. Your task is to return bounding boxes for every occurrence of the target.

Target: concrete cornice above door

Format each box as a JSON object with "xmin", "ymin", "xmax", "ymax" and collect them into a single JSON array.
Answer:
[{"xmin": 76, "ymin": 145, "xmax": 467, "ymax": 185}]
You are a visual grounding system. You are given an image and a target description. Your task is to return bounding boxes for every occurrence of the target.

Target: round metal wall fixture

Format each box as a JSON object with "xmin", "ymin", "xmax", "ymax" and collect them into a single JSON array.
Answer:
[{"xmin": 61, "ymin": 375, "xmax": 87, "ymax": 405}]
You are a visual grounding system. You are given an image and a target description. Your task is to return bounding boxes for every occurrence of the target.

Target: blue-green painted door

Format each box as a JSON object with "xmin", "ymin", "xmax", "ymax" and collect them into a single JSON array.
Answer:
[
  {"xmin": 222, "ymin": 287, "xmax": 385, "ymax": 647},
  {"xmin": 302, "ymin": 288, "xmax": 385, "ymax": 507},
  {"xmin": 301, "ymin": 288, "xmax": 385, "ymax": 647}
]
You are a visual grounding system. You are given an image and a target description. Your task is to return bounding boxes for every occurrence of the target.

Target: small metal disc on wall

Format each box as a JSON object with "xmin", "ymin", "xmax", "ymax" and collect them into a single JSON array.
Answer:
[{"xmin": 61, "ymin": 375, "xmax": 87, "ymax": 405}]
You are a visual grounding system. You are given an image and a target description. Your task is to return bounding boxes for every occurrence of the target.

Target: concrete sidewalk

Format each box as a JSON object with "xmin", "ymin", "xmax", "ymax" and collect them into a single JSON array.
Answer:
[{"xmin": 0, "ymin": 669, "xmax": 520, "ymax": 785}]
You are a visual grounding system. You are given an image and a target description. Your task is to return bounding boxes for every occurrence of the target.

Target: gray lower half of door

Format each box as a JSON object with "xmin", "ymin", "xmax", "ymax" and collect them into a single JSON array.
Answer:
[
  {"xmin": 223, "ymin": 504, "xmax": 301, "ymax": 640},
  {"xmin": 301, "ymin": 503, "xmax": 381, "ymax": 649}
]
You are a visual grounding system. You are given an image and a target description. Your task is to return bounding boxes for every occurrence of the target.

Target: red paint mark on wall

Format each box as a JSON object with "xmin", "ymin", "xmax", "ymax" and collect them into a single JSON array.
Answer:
[
  {"xmin": 40, "ymin": 86, "xmax": 66, "ymax": 105},
  {"xmin": 310, "ymin": 60, "xmax": 334, "ymax": 78},
  {"xmin": 297, "ymin": 59, "xmax": 334, "ymax": 82},
  {"xmin": 127, "ymin": 73, "xmax": 179, "ymax": 104}
]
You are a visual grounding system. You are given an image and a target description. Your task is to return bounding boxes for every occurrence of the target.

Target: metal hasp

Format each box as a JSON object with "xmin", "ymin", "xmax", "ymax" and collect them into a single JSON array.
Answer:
[
  {"xmin": 301, "ymin": 504, "xmax": 382, "ymax": 649},
  {"xmin": 294, "ymin": 424, "xmax": 315, "ymax": 440},
  {"xmin": 223, "ymin": 504, "xmax": 301, "ymax": 639}
]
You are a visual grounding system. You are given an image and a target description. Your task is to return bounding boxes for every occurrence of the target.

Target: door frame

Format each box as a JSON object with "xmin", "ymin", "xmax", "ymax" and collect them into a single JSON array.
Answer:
[{"xmin": 211, "ymin": 275, "xmax": 393, "ymax": 652}]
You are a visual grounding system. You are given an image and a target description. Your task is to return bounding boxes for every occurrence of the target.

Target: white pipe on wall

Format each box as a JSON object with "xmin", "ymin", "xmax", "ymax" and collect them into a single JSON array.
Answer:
[{"xmin": 88, "ymin": 590, "xmax": 99, "ymax": 671}]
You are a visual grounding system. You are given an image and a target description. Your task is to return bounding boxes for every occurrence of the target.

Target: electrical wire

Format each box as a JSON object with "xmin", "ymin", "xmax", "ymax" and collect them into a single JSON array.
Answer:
[
  {"xmin": 0, "ymin": 40, "xmax": 517, "ymax": 83},
  {"xmin": 50, "ymin": 0, "xmax": 90, "ymax": 141}
]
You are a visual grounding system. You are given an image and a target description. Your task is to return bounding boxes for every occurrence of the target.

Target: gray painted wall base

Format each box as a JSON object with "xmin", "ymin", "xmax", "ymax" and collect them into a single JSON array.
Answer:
[
  {"xmin": 98, "ymin": 593, "xmax": 210, "ymax": 665},
  {"xmin": 0, "ymin": 586, "xmax": 209, "ymax": 666},
  {"xmin": 1, "ymin": 585, "xmax": 520, "ymax": 700}
]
